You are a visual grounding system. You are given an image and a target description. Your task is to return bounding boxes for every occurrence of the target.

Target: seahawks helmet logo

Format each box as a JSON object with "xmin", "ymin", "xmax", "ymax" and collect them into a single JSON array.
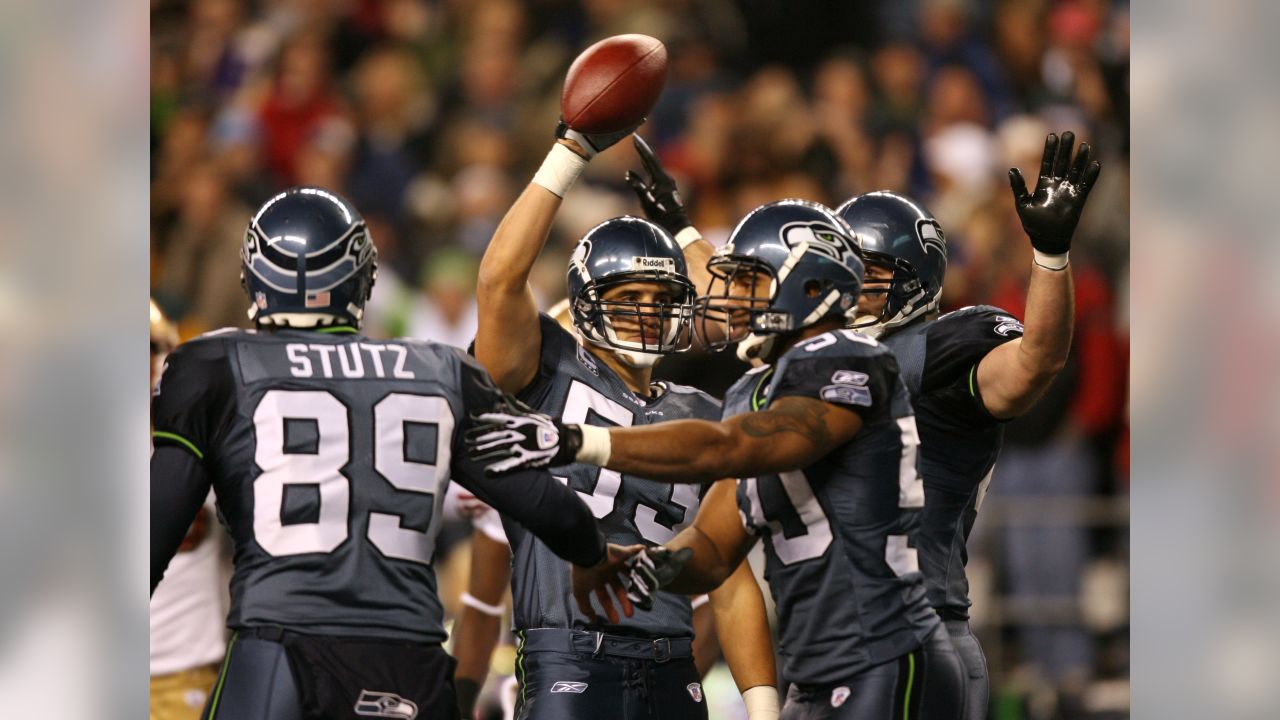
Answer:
[
  {"xmin": 780, "ymin": 222, "xmax": 859, "ymax": 266},
  {"xmin": 915, "ymin": 219, "xmax": 947, "ymax": 259}
]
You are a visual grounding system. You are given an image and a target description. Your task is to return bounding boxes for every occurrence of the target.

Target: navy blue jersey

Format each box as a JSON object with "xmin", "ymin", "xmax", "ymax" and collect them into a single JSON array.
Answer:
[
  {"xmin": 151, "ymin": 328, "xmax": 603, "ymax": 643},
  {"xmin": 731, "ymin": 329, "xmax": 939, "ymax": 685},
  {"xmin": 504, "ymin": 315, "xmax": 722, "ymax": 638},
  {"xmin": 881, "ymin": 305, "xmax": 1024, "ymax": 620}
]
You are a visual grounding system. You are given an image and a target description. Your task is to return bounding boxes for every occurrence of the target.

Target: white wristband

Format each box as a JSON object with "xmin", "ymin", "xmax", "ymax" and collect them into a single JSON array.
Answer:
[
  {"xmin": 674, "ymin": 226, "xmax": 703, "ymax": 250},
  {"xmin": 742, "ymin": 686, "xmax": 780, "ymax": 720},
  {"xmin": 1033, "ymin": 249, "xmax": 1069, "ymax": 271},
  {"xmin": 460, "ymin": 592, "xmax": 505, "ymax": 618},
  {"xmin": 531, "ymin": 143, "xmax": 588, "ymax": 198},
  {"xmin": 575, "ymin": 424, "xmax": 612, "ymax": 467},
  {"xmin": 690, "ymin": 593, "xmax": 710, "ymax": 610}
]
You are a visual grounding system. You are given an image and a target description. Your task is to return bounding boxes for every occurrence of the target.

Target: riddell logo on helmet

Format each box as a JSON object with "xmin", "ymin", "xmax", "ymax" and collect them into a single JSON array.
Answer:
[{"xmin": 631, "ymin": 256, "xmax": 676, "ymax": 272}]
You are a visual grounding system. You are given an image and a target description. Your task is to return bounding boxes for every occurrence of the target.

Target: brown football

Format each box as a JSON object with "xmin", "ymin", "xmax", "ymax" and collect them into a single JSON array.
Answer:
[{"xmin": 561, "ymin": 34, "xmax": 668, "ymax": 134}]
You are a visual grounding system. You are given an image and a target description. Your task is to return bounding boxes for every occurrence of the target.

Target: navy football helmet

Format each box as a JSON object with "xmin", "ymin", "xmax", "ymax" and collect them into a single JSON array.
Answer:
[
  {"xmin": 835, "ymin": 191, "xmax": 947, "ymax": 337},
  {"xmin": 698, "ymin": 199, "xmax": 863, "ymax": 362},
  {"xmin": 567, "ymin": 216, "xmax": 696, "ymax": 368},
  {"xmin": 241, "ymin": 187, "xmax": 377, "ymax": 328}
]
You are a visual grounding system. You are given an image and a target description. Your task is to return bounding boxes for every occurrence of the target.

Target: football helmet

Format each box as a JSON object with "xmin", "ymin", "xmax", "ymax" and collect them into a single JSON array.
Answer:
[
  {"xmin": 241, "ymin": 187, "xmax": 377, "ymax": 328},
  {"xmin": 835, "ymin": 191, "xmax": 947, "ymax": 337},
  {"xmin": 698, "ymin": 199, "xmax": 863, "ymax": 363},
  {"xmin": 567, "ymin": 216, "xmax": 695, "ymax": 368}
]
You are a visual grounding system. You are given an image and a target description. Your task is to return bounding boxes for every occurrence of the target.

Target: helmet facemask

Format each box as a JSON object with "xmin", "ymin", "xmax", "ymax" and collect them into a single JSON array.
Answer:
[
  {"xmin": 850, "ymin": 250, "xmax": 938, "ymax": 339},
  {"xmin": 695, "ymin": 256, "xmax": 783, "ymax": 363},
  {"xmin": 573, "ymin": 273, "xmax": 695, "ymax": 368}
]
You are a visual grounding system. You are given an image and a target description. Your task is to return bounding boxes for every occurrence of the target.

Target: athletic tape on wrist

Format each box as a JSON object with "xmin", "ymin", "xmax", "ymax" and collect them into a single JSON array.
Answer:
[
  {"xmin": 674, "ymin": 226, "xmax": 703, "ymax": 250},
  {"xmin": 742, "ymin": 686, "xmax": 780, "ymax": 720},
  {"xmin": 575, "ymin": 424, "xmax": 612, "ymax": 467},
  {"xmin": 460, "ymin": 592, "xmax": 505, "ymax": 618},
  {"xmin": 690, "ymin": 594, "xmax": 710, "ymax": 610},
  {"xmin": 532, "ymin": 143, "xmax": 588, "ymax": 198},
  {"xmin": 1033, "ymin": 249, "xmax": 1069, "ymax": 271}
]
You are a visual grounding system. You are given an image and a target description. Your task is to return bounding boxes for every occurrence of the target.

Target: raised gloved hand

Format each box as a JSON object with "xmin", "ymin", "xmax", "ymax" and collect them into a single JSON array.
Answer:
[
  {"xmin": 465, "ymin": 397, "xmax": 582, "ymax": 477},
  {"xmin": 556, "ymin": 118, "xmax": 644, "ymax": 160},
  {"xmin": 622, "ymin": 546, "xmax": 694, "ymax": 611},
  {"xmin": 625, "ymin": 135, "xmax": 692, "ymax": 236},
  {"xmin": 1008, "ymin": 131, "xmax": 1102, "ymax": 270}
]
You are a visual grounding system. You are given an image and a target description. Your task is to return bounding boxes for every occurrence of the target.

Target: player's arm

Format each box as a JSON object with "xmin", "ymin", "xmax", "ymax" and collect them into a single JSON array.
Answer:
[
  {"xmin": 452, "ymin": 529, "xmax": 512, "ymax": 719},
  {"xmin": 690, "ymin": 596, "xmax": 718, "ymax": 676},
  {"xmin": 475, "ymin": 124, "xmax": 638, "ymax": 392},
  {"xmin": 590, "ymin": 396, "xmax": 862, "ymax": 483},
  {"xmin": 626, "ymin": 135, "xmax": 716, "ymax": 296},
  {"xmin": 452, "ymin": 350, "xmax": 638, "ymax": 621},
  {"xmin": 150, "ymin": 445, "xmax": 212, "ymax": 595},
  {"xmin": 572, "ymin": 478, "xmax": 755, "ymax": 623},
  {"xmin": 150, "ymin": 339, "xmax": 232, "ymax": 594},
  {"xmin": 711, "ymin": 561, "xmax": 780, "ymax": 720},
  {"xmin": 978, "ymin": 131, "xmax": 1101, "ymax": 419}
]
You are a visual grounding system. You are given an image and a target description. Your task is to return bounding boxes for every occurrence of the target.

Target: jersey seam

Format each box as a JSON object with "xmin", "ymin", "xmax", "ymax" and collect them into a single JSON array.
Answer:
[{"xmin": 152, "ymin": 431, "xmax": 204, "ymax": 460}]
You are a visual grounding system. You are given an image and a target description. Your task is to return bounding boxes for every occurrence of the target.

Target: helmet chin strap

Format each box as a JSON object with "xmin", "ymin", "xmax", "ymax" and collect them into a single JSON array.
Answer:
[
  {"xmin": 578, "ymin": 331, "xmax": 664, "ymax": 369},
  {"xmin": 613, "ymin": 348, "xmax": 663, "ymax": 369},
  {"xmin": 735, "ymin": 333, "xmax": 775, "ymax": 365},
  {"xmin": 854, "ymin": 294, "xmax": 938, "ymax": 339}
]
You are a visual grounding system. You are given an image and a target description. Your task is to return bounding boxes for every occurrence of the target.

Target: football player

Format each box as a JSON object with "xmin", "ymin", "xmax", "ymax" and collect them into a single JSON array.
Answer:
[
  {"xmin": 469, "ymin": 199, "xmax": 967, "ymax": 719},
  {"xmin": 835, "ymin": 131, "xmax": 1100, "ymax": 720},
  {"xmin": 150, "ymin": 187, "xmax": 622, "ymax": 720},
  {"xmin": 150, "ymin": 300, "xmax": 230, "ymax": 720},
  {"xmin": 465, "ymin": 122, "xmax": 779, "ymax": 720}
]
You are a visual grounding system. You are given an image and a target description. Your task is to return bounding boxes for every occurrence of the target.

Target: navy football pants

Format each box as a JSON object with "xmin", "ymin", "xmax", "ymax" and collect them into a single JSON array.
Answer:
[
  {"xmin": 779, "ymin": 626, "xmax": 965, "ymax": 720},
  {"xmin": 514, "ymin": 629, "xmax": 708, "ymax": 720}
]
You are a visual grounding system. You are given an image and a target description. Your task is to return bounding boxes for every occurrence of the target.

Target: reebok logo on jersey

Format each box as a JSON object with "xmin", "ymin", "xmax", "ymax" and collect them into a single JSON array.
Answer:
[
  {"xmin": 354, "ymin": 690, "xmax": 418, "ymax": 719},
  {"xmin": 551, "ymin": 681, "xmax": 589, "ymax": 694},
  {"xmin": 821, "ymin": 370, "xmax": 872, "ymax": 407},
  {"xmin": 687, "ymin": 683, "xmax": 703, "ymax": 703},
  {"xmin": 831, "ymin": 686, "xmax": 851, "ymax": 707}
]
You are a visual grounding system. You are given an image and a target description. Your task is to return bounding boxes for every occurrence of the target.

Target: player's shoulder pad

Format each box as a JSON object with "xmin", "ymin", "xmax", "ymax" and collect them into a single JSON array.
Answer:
[
  {"xmin": 769, "ymin": 330, "xmax": 900, "ymax": 414},
  {"xmin": 933, "ymin": 304, "xmax": 1024, "ymax": 341},
  {"xmin": 656, "ymin": 380, "xmax": 723, "ymax": 418},
  {"xmin": 538, "ymin": 311, "xmax": 576, "ymax": 345},
  {"xmin": 778, "ymin": 328, "xmax": 893, "ymax": 365},
  {"xmin": 162, "ymin": 327, "xmax": 242, "ymax": 370}
]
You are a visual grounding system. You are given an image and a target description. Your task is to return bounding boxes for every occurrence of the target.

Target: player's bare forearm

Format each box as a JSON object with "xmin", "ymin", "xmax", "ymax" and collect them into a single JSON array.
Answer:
[
  {"xmin": 453, "ymin": 532, "xmax": 511, "ymax": 684},
  {"xmin": 977, "ymin": 264, "xmax": 1074, "ymax": 418},
  {"xmin": 604, "ymin": 397, "xmax": 859, "ymax": 483},
  {"xmin": 662, "ymin": 480, "xmax": 757, "ymax": 593},
  {"xmin": 682, "ymin": 234, "xmax": 715, "ymax": 297},
  {"xmin": 474, "ymin": 183, "xmax": 562, "ymax": 392},
  {"xmin": 711, "ymin": 560, "xmax": 777, "ymax": 693}
]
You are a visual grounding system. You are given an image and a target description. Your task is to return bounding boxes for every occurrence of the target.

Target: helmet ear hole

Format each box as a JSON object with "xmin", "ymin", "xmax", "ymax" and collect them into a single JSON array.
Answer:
[{"xmin": 803, "ymin": 279, "xmax": 834, "ymax": 298}]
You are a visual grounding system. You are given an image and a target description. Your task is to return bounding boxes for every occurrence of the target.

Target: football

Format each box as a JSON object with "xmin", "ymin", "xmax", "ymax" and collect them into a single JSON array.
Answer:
[{"xmin": 561, "ymin": 34, "xmax": 668, "ymax": 134}]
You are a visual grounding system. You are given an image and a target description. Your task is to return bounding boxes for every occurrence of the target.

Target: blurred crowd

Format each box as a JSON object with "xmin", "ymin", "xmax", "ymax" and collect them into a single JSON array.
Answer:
[{"xmin": 150, "ymin": 0, "xmax": 1129, "ymax": 716}]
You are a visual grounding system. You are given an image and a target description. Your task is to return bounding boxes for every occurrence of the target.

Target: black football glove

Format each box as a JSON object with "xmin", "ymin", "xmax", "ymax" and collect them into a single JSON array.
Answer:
[
  {"xmin": 465, "ymin": 396, "xmax": 583, "ymax": 477},
  {"xmin": 625, "ymin": 135, "xmax": 692, "ymax": 236},
  {"xmin": 1008, "ymin": 131, "xmax": 1102, "ymax": 263},
  {"xmin": 624, "ymin": 546, "xmax": 694, "ymax": 611},
  {"xmin": 556, "ymin": 118, "xmax": 644, "ymax": 159}
]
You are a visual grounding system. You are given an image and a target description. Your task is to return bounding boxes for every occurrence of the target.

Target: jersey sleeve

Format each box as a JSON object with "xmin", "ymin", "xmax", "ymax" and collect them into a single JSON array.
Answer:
[
  {"xmin": 151, "ymin": 338, "xmax": 237, "ymax": 461},
  {"xmin": 449, "ymin": 347, "xmax": 606, "ymax": 567},
  {"xmin": 924, "ymin": 307, "xmax": 1025, "ymax": 424},
  {"xmin": 769, "ymin": 351, "xmax": 899, "ymax": 423},
  {"xmin": 923, "ymin": 307, "xmax": 1024, "ymax": 392},
  {"xmin": 515, "ymin": 314, "xmax": 578, "ymax": 406}
]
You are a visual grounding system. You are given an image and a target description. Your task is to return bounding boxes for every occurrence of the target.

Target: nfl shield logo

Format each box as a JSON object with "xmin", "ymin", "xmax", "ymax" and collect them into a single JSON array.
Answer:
[
  {"xmin": 831, "ymin": 686, "xmax": 851, "ymax": 708},
  {"xmin": 686, "ymin": 683, "xmax": 703, "ymax": 703}
]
